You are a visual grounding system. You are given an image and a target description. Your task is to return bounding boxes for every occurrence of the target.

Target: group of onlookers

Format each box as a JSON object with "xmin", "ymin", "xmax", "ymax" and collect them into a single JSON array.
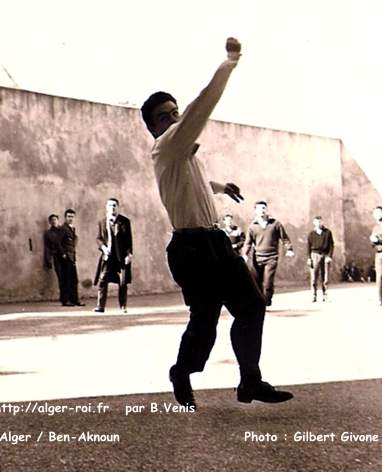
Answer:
[
  {"xmin": 44, "ymin": 199, "xmax": 133, "ymax": 313},
  {"xmin": 221, "ymin": 202, "xmax": 333, "ymax": 305},
  {"xmin": 221, "ymin": 203, "xmax": 382, "ymax": 306},
  {"xmin": 44, "ymin": 201, "xmax": 382, "ymax": 313},
  {"xmin": 44, "ymin": 209, "xmax": 84, "ymax": 307}
]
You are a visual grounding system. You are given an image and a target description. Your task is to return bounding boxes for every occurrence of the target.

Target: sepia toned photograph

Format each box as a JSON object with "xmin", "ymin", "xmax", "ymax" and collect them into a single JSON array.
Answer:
[{"xmin": 0, "ymin": 0, "xmax": 381, "ymax": 470}]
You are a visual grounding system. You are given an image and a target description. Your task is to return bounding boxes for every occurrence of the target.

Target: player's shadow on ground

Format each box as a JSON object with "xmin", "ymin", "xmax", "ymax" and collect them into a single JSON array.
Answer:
[
  {"xmin": 0, "ymin": 307, "xmax": 320, "ymax": 340},
  {"xmin": 0, "ymin": 313, "xmax": 190, "ymax": 340}
]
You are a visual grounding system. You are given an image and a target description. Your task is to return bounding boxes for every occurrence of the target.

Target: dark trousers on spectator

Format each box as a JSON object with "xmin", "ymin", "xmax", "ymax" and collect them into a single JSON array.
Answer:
[
  {"xmin": 61, "ymin": 258, "xmax": 80, "ymax": 305},
  {"xmin": 96, "ymin": 261, "xmax": 128, "ymax": 309},
  {"xmin": 167, "ymin": 228, "xmax": 265, "ymax": 383},
  {"xmin": 251, "ymin": 255, "xmax": 278, "ymax": 306},
  {"xmin": 310, "ymin": 252, "xmax": 330, "ymax": 297},
  {"xmin": 53, "ymin": 256, "xmax": 65, "ymax": 303}
]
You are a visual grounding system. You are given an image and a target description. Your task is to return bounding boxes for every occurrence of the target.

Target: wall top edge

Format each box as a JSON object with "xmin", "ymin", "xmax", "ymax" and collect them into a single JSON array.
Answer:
[{"xmin": 0, "ymin": 85, "xmax": 342, "ymax": 143}]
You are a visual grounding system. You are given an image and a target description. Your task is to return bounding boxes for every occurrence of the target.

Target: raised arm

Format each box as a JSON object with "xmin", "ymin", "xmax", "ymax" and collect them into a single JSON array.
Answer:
[{"xmin": 169, "ymin": 38, "xmax": 241, "ymax": 153}]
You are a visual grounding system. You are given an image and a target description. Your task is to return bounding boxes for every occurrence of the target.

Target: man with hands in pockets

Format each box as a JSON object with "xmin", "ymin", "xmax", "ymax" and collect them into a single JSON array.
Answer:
[{"xmin": 94, "ymin": 198, "xmax": 133, "ymax": 313}]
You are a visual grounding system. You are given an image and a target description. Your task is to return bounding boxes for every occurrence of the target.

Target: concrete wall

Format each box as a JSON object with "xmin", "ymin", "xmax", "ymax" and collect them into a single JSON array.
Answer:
[
  {"xmin": 341, "ymin": 143, "xmax": 381, "ymax": 270},
  {"xmin": 201, "ymin": 121, "xmax": 345, "ymax": 282},
  {"xmin": 0, "ymin": 87, "xmax": 173, "ymax": 302},
  {"xmin": 0, "ymin": 87, "xmax": 349, "ymax": 302}
]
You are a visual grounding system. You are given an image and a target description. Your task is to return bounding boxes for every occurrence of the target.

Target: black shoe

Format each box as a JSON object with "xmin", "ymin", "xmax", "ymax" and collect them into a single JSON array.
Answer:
[
  {"xmin": 265, "ymin": 299, "xmax": 272, "ymax": 307},
  {"xmin": 312, "ymin": 296, "xmax": 317, "ymax": 303},
  {"xmin": 93, "ymin": 307, "xmax": 105, "ymax": 313},
  {"xmin": 169, "ymin": 365, "xmax": 196, "ymax": 408},
  {"xmin": 62, "ymin": 302, "xmax": 75, "ymax": 307},
  {"xmin": 237, "ymin": 381, "xmax": 293, "ymax": 403}
]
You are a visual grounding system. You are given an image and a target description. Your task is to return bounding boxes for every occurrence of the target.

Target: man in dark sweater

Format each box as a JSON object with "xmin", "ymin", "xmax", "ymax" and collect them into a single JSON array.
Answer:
[
  {"xmin": 43, "ymin": 214, "xmax": 66, "ymax": 304},
  {"xmin": 243, "ymin": 201, "xmax": 294, "ymax": 306},
  {"xmin": 307, "ymin": 216, "xmax": 334, "ymax": 302},
  {"xmin": 369, "ymin": 206, "xmax": 382, "ymax": 305},
  {"xmin": 221, "ymin": 214, "xmax": 245, "ymax": 255}
]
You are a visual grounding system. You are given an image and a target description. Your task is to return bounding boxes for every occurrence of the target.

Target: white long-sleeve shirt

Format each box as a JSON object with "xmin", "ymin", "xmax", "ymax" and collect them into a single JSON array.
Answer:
[{"xmin": 152, "ymin": 59, "xmax": 238, "ymax": 230}]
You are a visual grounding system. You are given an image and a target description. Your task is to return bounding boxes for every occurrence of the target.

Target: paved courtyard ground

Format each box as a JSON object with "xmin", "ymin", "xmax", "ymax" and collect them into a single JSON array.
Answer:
[{"xmin": 0, "ymin": 284, "xmax": 381, "ymax": 471}]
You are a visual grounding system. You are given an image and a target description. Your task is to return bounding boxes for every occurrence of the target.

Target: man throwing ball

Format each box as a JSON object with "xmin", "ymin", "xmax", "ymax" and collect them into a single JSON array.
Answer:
[{"xmin": 141, "ymin": 38, "xmax": 293, "ymax": 408}]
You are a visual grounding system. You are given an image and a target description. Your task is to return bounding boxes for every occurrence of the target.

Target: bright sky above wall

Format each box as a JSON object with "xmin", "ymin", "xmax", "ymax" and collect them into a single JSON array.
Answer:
[{"xmin": 1, "ymin": 0, "xmax": 381, "ymax": 193}]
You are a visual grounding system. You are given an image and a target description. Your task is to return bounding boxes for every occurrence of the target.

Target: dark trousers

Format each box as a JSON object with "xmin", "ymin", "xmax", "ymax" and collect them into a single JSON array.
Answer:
[
  {"xmin": 97, "ymin": 261, "xmax": 128, "ymax": 309},
  {"xmin": 61, "ymin": 258, "xmax": 79, "ymax": 304},
  {"xmin": 251, "ymin": 256, "xmax": 278, "ymax": 305},
  {"xmin": 310, "ymin": 252, "xmax": 330, "ymax": 295},
  {"xmin": 53, "ymin": 256, "xmax": 65, "ymax": 303},
  {"xmin": 375, "ymin": 252, "xmax": 382, "ymax": 304},
  {"xmin": 167, "ymin": 229, "xmax": 265, "ymax": 383}
]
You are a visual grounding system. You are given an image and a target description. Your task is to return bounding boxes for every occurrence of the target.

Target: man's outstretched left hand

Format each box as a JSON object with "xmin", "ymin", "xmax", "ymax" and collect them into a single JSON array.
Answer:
[{"xmin": 224, "ymin": 183, "xmax": 244, "ymax": 203}]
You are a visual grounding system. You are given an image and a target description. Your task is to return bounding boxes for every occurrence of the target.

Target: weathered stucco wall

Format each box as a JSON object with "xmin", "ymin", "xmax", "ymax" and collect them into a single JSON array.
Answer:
[
  {"xmin": 201, "ymin": 122, "xmax": 346, "ymax": 282},
  {"xmin": 0, "ymin": 87, "xmax": 172, "ymax": 302},
  {"xmin": 341, "ymin": 143, "xmax": 381, "ymax": 269},
  {"xmin": 0, "ymin": 87, "xmax": 348, "ymax": 302}
]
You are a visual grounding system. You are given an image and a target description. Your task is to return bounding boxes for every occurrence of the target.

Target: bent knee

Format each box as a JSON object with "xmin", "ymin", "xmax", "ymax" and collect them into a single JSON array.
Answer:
[{"xmin": 228, "ymin": 296, "xmax": 265, "ymax": 319}]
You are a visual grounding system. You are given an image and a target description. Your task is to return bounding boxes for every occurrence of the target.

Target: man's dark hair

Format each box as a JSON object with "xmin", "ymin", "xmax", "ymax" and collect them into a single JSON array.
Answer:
[
  {"xmin": 313, "ymin": 216, "xmax": 322, "ymax": 220},
  {"xmin": 48, "ymin": 214, "xmax": 59, "ymax": 222},
  {"xmin": 108, "ymin": 198, "xmax": 119, "ymax": 206},
  {"xmin": 64, "ymin": 209, "xmax": 76, "ymax": 217},
  {"xmin": 375, "ymin": 206, "xmax": 382, "ymax": 211},
  {"xmin": 224, "ymin": 214, "xmax": 233, "ymax": 218},
  {"xmin": 255, "ymin": 200, "xmax": 267, "ymax": 207},
  {"xmin": 141, "ymin": 91, "xmax": 177, "ymax": 129}
]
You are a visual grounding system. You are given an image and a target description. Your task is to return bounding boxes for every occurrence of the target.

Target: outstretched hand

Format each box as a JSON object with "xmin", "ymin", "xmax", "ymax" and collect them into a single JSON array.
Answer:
[
  {"xmin": 224, "ymin": 182, "xmax": 244, "ymax": 203},
  {"xmin": 226, "ymin": 37, "xmax": 241, "ymax": 61}
]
